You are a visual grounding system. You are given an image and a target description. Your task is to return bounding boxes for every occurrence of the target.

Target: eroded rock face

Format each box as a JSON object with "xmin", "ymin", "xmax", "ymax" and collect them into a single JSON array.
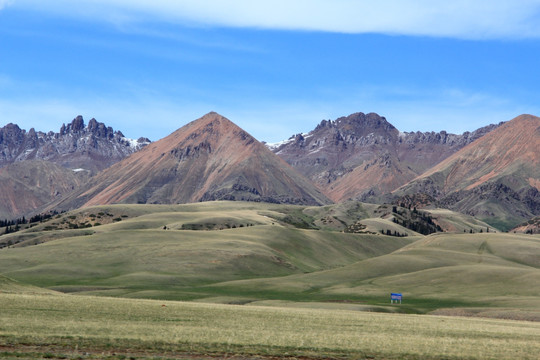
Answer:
[{"xmin": 0, "ymin": 116, "xmax": 150, "ymax": 173}]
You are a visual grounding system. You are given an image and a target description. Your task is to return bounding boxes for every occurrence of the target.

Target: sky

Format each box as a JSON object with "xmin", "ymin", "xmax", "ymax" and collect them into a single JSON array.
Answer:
[{"xmin": 1, "ymin": 1, "xmax": 540, "ymax": 142}]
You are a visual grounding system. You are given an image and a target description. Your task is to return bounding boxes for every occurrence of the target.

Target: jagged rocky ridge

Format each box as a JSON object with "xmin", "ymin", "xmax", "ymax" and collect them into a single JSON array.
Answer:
[
  {"xmin": 269, "ymin": 112, "xmax": 502, "ymax": 202},
  {"xmin": 0, "ymin": 115, "xmax": 150, "ymax": 173}
]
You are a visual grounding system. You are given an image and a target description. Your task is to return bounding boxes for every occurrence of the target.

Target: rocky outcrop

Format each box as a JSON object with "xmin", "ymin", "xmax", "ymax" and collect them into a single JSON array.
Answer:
[{"xmin": 0, "ymin": 116, "xmax": 150, "ymax": 173}]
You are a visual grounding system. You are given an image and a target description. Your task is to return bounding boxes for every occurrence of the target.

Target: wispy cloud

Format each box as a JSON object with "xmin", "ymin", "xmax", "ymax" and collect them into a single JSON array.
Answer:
[
  {"xmin": 358, "ymin": 87, "xmax": 537, "ymax": 134},
  {"xmin": 12, "ymin": 0, "xmax": 540, "ymax": 39},
  {"xmin": 0, "ymin": 0, "xmax": 12, "ymax": 10}
]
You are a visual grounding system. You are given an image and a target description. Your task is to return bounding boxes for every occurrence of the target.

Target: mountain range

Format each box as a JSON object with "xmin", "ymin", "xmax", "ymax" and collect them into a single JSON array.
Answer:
[
  {"xmin": 1, "ymin": 111, "xmax": 538, "ymax": 231},
  {"xmin": 269, "ymin": 112, "xmax": 501, "ymax": 202}
]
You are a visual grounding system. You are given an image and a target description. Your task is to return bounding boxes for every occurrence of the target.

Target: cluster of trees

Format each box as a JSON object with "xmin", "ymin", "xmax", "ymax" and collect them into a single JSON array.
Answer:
[
  {"xmin": 180, "ymin": 222, "xmax": 256, "ymax": 230},
  {"xmin": 0, "ymin": 217, "xmax": 26, "ymax": 227},
  {"xmin": 28, "ymin": 212, "xmax": 57, "ymax": 223},
  {"xmin": 2, "ymin": 223, "xmax": 21, "ymax": 235},
  {"xmin": 1, "ymin": 218, "xmax": 25, "ymax": 235},
  {"xmin": 380, "ymin": 229, "xmax": 408, "ymax": 237},
  {"xmin": 464, "ymin": 228, "xmax": 491, "ymax": 233},
  {"xmin": 391, "ymin": 206, "xmax": 443, "ymax": 235},
  {"xmin": 1, "ymin": 211, "xmax": 59, "ymax": 235}
]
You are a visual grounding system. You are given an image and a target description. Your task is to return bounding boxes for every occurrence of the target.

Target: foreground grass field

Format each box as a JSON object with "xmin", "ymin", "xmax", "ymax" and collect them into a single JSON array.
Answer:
[{"xmin": 1, "ymin": 292, "xmax": 539, "ymax": 360}]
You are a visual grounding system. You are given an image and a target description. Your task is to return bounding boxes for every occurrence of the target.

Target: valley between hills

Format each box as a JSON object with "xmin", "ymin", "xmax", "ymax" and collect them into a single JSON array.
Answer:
[{"xmin": 1, "ymin": 111, "xmax": 540, "ymax": 359}]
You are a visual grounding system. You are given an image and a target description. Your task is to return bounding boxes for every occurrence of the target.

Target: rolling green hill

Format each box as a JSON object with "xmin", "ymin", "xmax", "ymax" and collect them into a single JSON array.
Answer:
[
  {"xmin": 0, "ymin": 202, "xmax": 413, "ymax": 300},
  {"xmin": 207, "ymin": 233, "xmax": 540, "ymax": 319},
  {"xmin": 0, "ymin": 201, "xmax": 538, "ymax": 319},
  {"xmin": 0, "ymin": 274, "xmax": 58, "ymax": 295}
]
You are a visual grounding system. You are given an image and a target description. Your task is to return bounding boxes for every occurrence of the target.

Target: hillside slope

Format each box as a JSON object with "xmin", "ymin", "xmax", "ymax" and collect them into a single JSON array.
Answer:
[
  {"xmin": 1, "ymin": 202, "xmax": 537, "ymax": 319},
  {"xmin": 208, "ymin": 232, "xmax": 540, "ymax": 319},
  {"xmin": 0, "ymin": 202, "xmax": 412, "ymax": 300}
]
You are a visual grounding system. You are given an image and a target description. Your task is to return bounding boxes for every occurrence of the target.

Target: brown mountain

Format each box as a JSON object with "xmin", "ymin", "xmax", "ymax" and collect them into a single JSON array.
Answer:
[
  {"xmin": 395, "ymin": 114, "xmax": 540, "ymax": 230},
  {"xmin": 0, "ymin": 160, "xmax": 88, "ymax": 220},
  {"xmin": 51, "ymin": 112, "xmax": 330, "ymax": 211},
  {"xmin": 270, "ymin": 112, "xmax": 500, "ymax": 202}
]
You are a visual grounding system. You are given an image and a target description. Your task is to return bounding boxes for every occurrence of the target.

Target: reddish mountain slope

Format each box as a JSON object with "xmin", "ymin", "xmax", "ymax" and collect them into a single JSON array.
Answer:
[
  {"xmin": 413, "ymin": 114, "xmax": 539, "ymax": 192},
  {"xmin": 396, "ymin": 114, "xmax": 540, "ymax": 229},
  {"xmin": 52, "ymin": 112, "xmax": 330, "ymax": 210},
  {"xmin": 0, "ymin": 160, "xmax": 88, "ymax": 219},
  {"xmin": 511, "ymin": 216, "xmax": 540, "ymax": 234}
]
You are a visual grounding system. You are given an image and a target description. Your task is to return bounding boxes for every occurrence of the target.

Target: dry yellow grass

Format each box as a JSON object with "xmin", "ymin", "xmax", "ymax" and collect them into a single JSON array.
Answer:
[{"xmin": 1, "ymin": 292, "xmax": 539, "ymax": 359}]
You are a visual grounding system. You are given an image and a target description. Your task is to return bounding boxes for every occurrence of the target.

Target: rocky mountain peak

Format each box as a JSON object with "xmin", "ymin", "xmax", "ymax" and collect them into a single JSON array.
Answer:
[
  {"xmin": 314, "ymin": 112, "xmax": 396, "ymax": 135},
  {"xmin": 70, "ymin": 115, "xmax": 85, "ymax": 132},
  {"xmin": 169, "ymin": 112, "xmax": 256, "ymax": 152},
  {"xmin": 58, "ymin": 115, "xmax": 123, "ymax": 139},
  {"xmin": 0, "ymin": 123, "xmax": 24, "ymax": 143},
  {"xmin": 336, "ymin": 112, "xmax": 395, "ymax": 131}
]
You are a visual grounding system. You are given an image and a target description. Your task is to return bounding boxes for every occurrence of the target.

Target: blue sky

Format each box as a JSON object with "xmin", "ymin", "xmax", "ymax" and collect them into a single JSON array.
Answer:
[{"xmin": 1, "ymin": 1, "xmax": 540, "ymax": 142}]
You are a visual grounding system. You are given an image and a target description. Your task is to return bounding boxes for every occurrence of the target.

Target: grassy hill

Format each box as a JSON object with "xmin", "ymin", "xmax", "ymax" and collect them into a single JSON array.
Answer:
[
  {"xmin": 0, "ymin": 201, "xmax": 538, "ymax": 320},
  {"xmin": 0, "ymin": 274, "xmax": 58, "ymax": 295},
  {"xmin": 0, "ymin": 202, "xmax": 413, "ymax": 301},
  {"xmin": 207, "ymin": 233, "xmax": 540, "ymax": 320}
]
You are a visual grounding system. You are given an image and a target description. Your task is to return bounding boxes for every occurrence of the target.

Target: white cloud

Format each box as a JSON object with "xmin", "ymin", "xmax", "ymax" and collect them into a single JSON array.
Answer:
[{"xmin": 11, "ymin": 0, "xmax": 540, "ymax": 39}]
